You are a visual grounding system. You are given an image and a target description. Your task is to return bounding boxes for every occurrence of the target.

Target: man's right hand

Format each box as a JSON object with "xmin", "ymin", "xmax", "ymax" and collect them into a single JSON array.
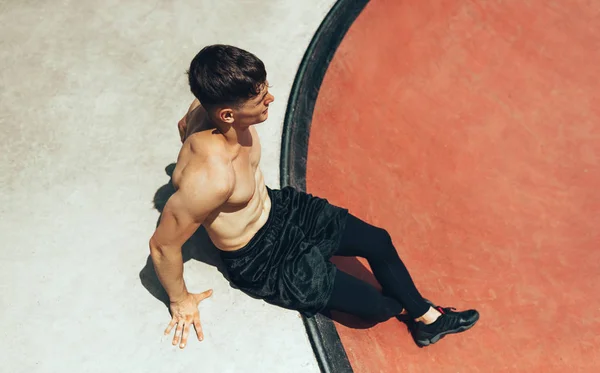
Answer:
[{"xmin": 165, "ymin": 289, "xmax": 213, "ymax": 349}]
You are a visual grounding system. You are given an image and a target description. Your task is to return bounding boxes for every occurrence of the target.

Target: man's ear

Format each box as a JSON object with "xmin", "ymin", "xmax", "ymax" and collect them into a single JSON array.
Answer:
[{"xmin": 218, "ymin": 108, "xmax": 234, "ymax": 124}]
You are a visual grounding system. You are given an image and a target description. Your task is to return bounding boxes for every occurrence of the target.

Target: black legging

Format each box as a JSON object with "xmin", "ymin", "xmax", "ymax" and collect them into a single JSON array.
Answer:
[{"xmin": 324, "ymin": 214, "xmax": 430, "ymax": 322}]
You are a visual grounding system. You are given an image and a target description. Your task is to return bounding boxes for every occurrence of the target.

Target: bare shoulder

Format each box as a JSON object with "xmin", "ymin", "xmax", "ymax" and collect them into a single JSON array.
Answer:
[
  {"xmin": 181, "ymin": 155, "xmax": 234, "ymax": 192},
  {"xmin": 173, "ymin": 136, "xmax": 234, "ymax": 201},
  {"xmin": 176, "ymin": 128, "xmax": 224, "ymax": 167},
  {"xmin": 167, "ymin": 162, "xmax": 233, "ymax": 224}
]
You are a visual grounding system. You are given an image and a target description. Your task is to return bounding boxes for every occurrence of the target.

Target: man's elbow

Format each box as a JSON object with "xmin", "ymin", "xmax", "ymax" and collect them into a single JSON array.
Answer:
[
  {"xmin": 149, "ymin": 236, "xmax": 164, "ymax": 256},
  {"xmin": 149, "ymin": 236, "xmax": 181, "ymax": 258}
]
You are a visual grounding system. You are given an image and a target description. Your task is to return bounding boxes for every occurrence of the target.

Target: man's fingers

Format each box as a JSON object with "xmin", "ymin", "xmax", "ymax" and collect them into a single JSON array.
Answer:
[
  {"xmin": 195, "ymin": 289, "xmax": 213, "ymax": 303},
  {"xmin": 194, "ymin": 319, "xmax": 204, "ymax": 341},
  {"xmin": 180, "ymin": 318, "xmax": 192, "ymax": 349},
  {"xmin": 172, "ymin": 320, "xmax": 184, "ymax": 346},
  {"xmin": 164, "ymin": 318, "xmax": 176, "ymax": 335}
]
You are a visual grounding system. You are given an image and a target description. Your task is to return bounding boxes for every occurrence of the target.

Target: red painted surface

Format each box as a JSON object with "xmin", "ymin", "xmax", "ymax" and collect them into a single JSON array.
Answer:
[{"xmin": 306, "ymin": 0, "xmax": 600, "ymax": 371}]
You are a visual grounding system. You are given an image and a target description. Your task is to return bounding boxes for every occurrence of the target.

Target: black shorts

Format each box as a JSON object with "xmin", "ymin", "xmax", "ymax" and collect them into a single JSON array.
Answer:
[{"xmin": 220, "ymin": 186, "xmax": 349, "ymax": 317}]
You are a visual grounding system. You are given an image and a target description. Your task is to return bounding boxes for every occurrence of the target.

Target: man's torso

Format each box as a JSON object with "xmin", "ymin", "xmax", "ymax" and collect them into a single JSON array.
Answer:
[{"xmin": 172, "ymin": 105, "xmax": 271, "ymax": 251}]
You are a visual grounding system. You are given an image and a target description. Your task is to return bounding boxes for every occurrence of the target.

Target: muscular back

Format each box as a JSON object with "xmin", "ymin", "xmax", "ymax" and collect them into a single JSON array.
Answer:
[{"xmin": 161, "ymin": 105, "xmax": 272, "ymax": 252}]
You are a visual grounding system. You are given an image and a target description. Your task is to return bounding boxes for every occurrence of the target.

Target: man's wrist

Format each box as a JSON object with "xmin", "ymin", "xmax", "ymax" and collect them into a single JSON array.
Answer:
[
  {"xmin": 169, "ymin": 285, "xmax": 190, "ymax": 304},
  {"xmin": 169, "ymin": 292, "xmax": 189, "ymax": 304}
]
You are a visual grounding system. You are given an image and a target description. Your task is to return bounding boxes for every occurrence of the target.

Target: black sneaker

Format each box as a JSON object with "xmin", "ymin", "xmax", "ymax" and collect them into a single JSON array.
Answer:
[{"xmin": 411, "ymin": 301, "xmax": 479, "ymax": 347}]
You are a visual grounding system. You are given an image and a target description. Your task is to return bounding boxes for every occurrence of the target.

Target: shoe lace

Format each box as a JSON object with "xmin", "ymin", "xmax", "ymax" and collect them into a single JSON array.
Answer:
[{"xmin": 435, "ymin": 306, "xmax": 457, "ymax": 315}]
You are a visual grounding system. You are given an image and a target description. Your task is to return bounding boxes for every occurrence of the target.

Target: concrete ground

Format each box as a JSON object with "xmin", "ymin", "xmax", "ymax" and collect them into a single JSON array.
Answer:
[{"xmin": 0, "ymin": 1, "xmax": 336, "ymax": 372}]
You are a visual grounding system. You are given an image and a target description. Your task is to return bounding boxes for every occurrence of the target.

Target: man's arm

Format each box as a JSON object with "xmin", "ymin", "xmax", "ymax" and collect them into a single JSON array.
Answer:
[
  {"xmin": 177, "ymin": 99, "xmax": 201, "ymax": 143},
  {"xmin": 149, "ymin": 159, "xmax": 233, "ymax": 302}
]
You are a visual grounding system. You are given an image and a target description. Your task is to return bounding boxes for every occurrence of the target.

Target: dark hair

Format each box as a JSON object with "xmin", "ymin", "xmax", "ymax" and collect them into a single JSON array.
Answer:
[{"xmin": 187, "ymin": 45, "xmax": 267, "ymax": 108}]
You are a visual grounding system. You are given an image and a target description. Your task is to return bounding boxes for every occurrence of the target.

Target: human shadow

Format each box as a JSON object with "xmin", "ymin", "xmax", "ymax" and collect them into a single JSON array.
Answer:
[{"xmin": 139, "ymin": 163, "xmax": 230, "ymax": 308}]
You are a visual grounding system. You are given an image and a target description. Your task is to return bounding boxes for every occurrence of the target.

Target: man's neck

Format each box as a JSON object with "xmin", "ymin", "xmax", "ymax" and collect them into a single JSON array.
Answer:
[{"xmin": 209, "ymin": 117, "xmax": 252, "ymax": 149}]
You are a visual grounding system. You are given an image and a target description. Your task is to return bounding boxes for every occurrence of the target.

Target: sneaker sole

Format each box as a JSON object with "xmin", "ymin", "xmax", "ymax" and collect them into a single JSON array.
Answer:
[{"xmin": 415, "ymin": 315, "xmax": 479, "ymax": 347}]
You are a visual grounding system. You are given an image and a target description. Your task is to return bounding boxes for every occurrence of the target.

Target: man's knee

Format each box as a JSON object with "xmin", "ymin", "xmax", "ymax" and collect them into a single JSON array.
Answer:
[
  {"xmin": 379, "ymin": 227, "xmax": 392, "ymax": 243},
  {"xmin": 370, "ymin": 227, "xmax": 396, "ymax": 258}
]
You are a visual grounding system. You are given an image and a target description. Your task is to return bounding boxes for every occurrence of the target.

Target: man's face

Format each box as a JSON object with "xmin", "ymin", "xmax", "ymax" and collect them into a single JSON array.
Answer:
[{"xmin": 232, "ymin": 81, "xmax": 275, "ymax": 126}]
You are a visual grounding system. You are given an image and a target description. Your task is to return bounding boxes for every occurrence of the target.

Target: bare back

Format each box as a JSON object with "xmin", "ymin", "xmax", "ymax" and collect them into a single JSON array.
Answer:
[{"xmin": 171, "ymin": 106, "xmax": 271, "ymax": 251}]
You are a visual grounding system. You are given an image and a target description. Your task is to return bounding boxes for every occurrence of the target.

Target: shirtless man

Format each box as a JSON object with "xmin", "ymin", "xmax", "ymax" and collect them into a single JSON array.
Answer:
[{"xmin": 149, "ymin": 45, "xmax": 479, "ymax": 350}]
